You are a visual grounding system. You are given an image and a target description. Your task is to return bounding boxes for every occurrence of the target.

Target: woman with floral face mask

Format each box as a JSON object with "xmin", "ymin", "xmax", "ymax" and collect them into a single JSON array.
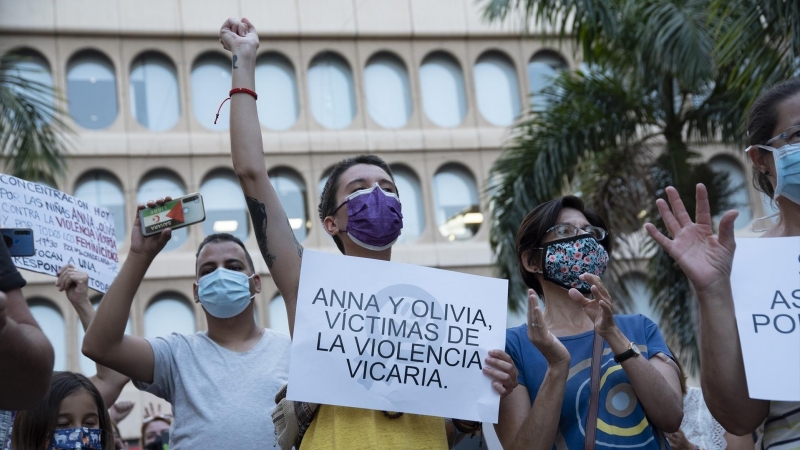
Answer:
[
  {"xmin": 12, "ymin": 372, "xmax": 113, "ymax": 450},
  {"xmin": 495, "ymin": 196, "xmax": 684, "ymax": 450},
  {"xmin": 645, "ymin": 78, "xmax": 800, "ymax": 450}
]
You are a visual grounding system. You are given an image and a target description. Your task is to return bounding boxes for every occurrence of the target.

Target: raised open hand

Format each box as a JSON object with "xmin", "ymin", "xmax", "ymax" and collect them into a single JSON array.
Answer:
[
  {"xmin": 527, "ymin": 289, "xmax": 570, "ymax": 367},
  {"xmin": 56, "ymin": 264, "xmax": 90, "ymax": 306},
  {"xmin": 219, "ymin": 17, "xmax": 259, "ymax": 55},
  {"xmin": 129, "ymin": 198, "xmax": 173, "ymax": 260},
  {"xmin": 644, "ymin": 184, "xmax": 738, "ymax": 295},
  {"xmin": 568, "ymin": 274, "xmax": 616, "ymax": 338}
]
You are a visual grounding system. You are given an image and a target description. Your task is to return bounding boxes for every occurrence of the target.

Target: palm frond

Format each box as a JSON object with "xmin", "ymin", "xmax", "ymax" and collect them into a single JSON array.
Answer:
[
  {"xmin": 489, "ymin": 70, "xmax": 658, "ymax": 311},
  {"xmin": 0, "ymin": 54, "xmax": 72, "ymax": 182}
]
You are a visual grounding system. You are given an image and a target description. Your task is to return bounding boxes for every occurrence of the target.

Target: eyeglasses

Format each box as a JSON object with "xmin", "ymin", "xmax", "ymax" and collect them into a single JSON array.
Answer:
[
  {"xmin": 765, "ymin": 124, "xmax": 800, "ymax": 146},
  {"xmin": 545, "ymin": 224, "xmax": 607, "ymax": 241}
]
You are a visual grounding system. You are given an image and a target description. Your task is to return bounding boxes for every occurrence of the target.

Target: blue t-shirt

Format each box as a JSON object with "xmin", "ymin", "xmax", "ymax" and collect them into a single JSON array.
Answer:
[{"xmin": 506, "ymin": 314, "xmax": 672, "ymax": 450}]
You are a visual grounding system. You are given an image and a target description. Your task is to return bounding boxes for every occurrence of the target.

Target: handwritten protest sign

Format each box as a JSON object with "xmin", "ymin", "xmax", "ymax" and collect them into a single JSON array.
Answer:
[
  {"xmin": 731, "ymin": 237, "xmax": 800, "ymax": 401},
  {"xmin": 0, "ymin": 174, "xmax": 119, "ymax": 293},
  {"xmin": 287, "ymin": 250, "xmax": 508, "ymax": 422}
]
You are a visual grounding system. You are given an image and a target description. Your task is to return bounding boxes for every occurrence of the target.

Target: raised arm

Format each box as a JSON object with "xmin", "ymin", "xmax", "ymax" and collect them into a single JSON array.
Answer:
[
  {"xmin": 0, "ymin": 239, "xmax": 54, "ymax": 409},
  {"xmin": 644, "ymin": 184, "xmax": 769, "ymax": 434},
  {"xmin": 219, "ymin": 17, "xmax": 303, "ymax": 336},
  {"xmin": 495, "ymin": 291, "xmax": 570, "ymax": 450},
  {"xmin": 83, "ymin": 199, "xmax": 173, "ymax": 384},
  {"xmin": 57, "ymin": 265, "xmax": 130, "ymax": 407}
]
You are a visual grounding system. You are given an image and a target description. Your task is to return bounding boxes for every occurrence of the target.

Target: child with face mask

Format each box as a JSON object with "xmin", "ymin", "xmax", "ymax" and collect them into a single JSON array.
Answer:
[
  {"xmin": 12, "ymin": 372, "xmax": 113, "ymax": 450},
  {"xmin": 82, "ymin": 203, "xmax": 291, "ymax": 449}
]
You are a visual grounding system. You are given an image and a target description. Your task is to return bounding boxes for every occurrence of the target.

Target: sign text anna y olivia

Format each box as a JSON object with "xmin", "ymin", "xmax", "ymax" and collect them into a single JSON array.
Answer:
[
  {"xmin": 287, "ymin": 250, "xmax": 508, "ymax": 423},
  {"xmin": 0, "ymin": 174, "xmax": 119, "ymax": 293}
]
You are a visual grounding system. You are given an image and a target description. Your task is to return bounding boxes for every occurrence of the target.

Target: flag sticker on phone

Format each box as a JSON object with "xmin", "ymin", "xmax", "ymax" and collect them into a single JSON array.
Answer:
[{"xmin": 142, "ymin": 200, "xmax": 185, "ymax": 234}]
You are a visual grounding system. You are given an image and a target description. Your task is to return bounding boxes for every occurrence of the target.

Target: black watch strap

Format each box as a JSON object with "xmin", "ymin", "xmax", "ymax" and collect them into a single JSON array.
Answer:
[{"xmin": 614, "ymin": 345, "xmax": 640, "ymax": 363}]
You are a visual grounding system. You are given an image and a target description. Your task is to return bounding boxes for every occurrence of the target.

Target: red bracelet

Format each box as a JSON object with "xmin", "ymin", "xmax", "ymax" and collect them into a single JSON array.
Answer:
[
  {"xmin": 214, "ymin": 88, "xmax": 257, "ymax": 125},
  {"xmin": 230, "ymin": 87, "xmax": 257, "ymax": 100}
]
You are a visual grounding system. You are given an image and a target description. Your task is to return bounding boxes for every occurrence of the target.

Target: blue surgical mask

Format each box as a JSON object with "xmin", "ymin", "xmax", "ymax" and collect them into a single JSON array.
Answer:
[
  {"xmin": 196, "ymin": 268, "xmax": 255, "ymax": 319},
  {"xmin": 48, "ymin": 427, "xmax": 103, "ymax": 449},
  {"xmin": 749, "ymin": 142, "xmax": 800, "ymax": 205}
]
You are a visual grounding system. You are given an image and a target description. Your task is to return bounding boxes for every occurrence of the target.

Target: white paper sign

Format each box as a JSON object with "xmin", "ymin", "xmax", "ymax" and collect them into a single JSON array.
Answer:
[
  {"xmin": 0, "ymin": 174, "xmax": 120, "ymax": 293},
  {"xmin": 731, "ymin": 237, "xmax": 800, "ymax": 401},
  {"xmin": 287, "ymin": 250, "xmax": 509, "ymax": 422}
]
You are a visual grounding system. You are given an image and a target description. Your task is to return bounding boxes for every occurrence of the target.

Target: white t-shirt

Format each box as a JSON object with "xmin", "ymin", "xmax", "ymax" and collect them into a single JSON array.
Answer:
[{"xmin": 134, "ymin": 329, "xmax": 291, "ymax": 450}]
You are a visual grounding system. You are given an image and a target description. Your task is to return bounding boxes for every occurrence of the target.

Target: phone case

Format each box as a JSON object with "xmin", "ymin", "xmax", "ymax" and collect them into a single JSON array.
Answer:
[
  {"xmin": 1, "ymin": 228, "xmax": 35, "ymax": 257},
  {"xmin": 139, "ymin": 194, "xmax": 206, "ymax": 236}
]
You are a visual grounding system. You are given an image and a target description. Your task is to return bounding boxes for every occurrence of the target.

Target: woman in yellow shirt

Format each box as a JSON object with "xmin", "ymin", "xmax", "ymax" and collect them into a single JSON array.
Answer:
[{"xmin": 219, "ymin": 17, "xmax": 519, "ymax": 450}]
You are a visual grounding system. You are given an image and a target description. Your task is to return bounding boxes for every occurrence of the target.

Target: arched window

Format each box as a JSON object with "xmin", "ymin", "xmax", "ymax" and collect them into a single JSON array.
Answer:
[
  {"xmin": 144, "ymin": 294, "xmax": 196, "ymax": 338},
  {"xmin": 269, "ymin": 168, "xmax": 309, "ymax": 242},
  {"xmin": 364, "ymin": 53, "xmax": 412, "ymax": 129},
  {"xmin": 709, "ymin": 156, "xmax": 752, "ymax": 229},
  {"xmin": 269, "ymin": 294, "xmax": 290, "ymax": 335},
  {"xmin": 621, "ymin": 273, "xmax": 659, "ymax": 323},
  {"xmin": 78, "ymin": 296, "xmax": 132, "ymax": 376},
  {"xmin": 74, "ymin": 170, "xmax": 126, "ymax": 244},
  {"xmin": 191, "ymin": 53, "xmax": 231, "ymax": 130},
  {"xmin": 474, "ymin": 52, "xmax": 521, "ymax": 126},
  {"xmin": 433, "ymin": 164, "xmax": 481, "ymax": 240},
  {"xmin": 200, "ymin": 169, "xmax": 249, "ymax": 241},
  {"xmin": 28, "ymin": 299, "xmax": 65, "ymax": 371},
  {"xmin": 66, "ymin": 50, "xmax": 118, "ymax": 129},
  {"xmin": 137, "ymin": 170, "xmax": 187, "ymax": 251},
  {"xmin": 528, "ymin": 51, "xmax": 567, "ymax": 110},
  {"xmin": 129, "ymin": 52, "xmax": 181, "ymax": 132},
  {"xmin": 255, "ymin": 53, "xmax": 299, "ymax": 131},
  {"xmin": 6, "ymin": 49, "xmax": 54, "ymax": 124},
  {"xmin": 307, "ymin": 52, "xmax": 356, "ymax": 129},
  {"xmin": 419, "ymin": 52, "xmax": 467, "ymax": 128},
  {"xmin": 390, "ymin": 165, "xmax": 425, "ymax": 243}
]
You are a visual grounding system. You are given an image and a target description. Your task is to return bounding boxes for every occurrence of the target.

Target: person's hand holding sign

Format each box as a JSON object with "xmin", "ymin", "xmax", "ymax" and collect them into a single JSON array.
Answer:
[
  {"xmin": 131, "ymin": 197, "xmax": 174, "ymax": 261},
  {"xmin": 57, "ymin": 264, "xmax": 90, "ymax": 308},
  {"xmin": 643, "ymin": 184, "xmax": 738, "ymax": 296}
]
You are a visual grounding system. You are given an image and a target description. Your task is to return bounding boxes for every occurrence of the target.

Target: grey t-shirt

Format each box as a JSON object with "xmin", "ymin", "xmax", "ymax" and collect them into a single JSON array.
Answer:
[{"xmin": 134, "ymin": 329, "xmax": 291, "ymax": 450}]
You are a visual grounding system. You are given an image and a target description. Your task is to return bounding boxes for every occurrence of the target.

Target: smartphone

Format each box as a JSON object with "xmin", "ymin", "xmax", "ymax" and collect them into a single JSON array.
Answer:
[
  {"xmin": 1, "ymin": 228, "xmax": 35, "ymax": 257},
  {"xmin": 139, "ymin": 193, "xmax": 206, "ymax": 237}
]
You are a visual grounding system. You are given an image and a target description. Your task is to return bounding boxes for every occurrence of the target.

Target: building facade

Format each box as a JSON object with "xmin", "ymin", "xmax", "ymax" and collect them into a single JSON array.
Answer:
[{"xmin": 0, "ymin": 0, "xmax": 770, "ymax": 444}]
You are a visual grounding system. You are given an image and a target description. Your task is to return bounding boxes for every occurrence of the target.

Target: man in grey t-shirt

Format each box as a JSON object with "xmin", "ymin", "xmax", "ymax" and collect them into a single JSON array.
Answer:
[
  {"xmin": 134, "ymin": 329, "xmax": 289, "ymax": 448},
  {"xmin": 83, "ymin": 208, "xmax": 291, "ymax": 450}
]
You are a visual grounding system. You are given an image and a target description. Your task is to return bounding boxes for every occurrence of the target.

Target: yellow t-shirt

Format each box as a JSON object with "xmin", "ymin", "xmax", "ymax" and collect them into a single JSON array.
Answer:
[{"xmin": 299, "ymin": 405, "xmax": 448, "ymax": 450}]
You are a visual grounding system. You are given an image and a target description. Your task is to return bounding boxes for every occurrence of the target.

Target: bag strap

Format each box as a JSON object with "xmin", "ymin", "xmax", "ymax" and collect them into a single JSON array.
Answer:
[{"xmin": 584, "ymin": 330, "xmax": 603, "ymax": 450}]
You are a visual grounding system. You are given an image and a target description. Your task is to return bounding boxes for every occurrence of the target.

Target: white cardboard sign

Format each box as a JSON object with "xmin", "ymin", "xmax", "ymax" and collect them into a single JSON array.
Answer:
[
  {"xmin": 287, "ymin": 250, "xmax": 509, "ymax": 422},
  {"xmin": 0, "ymin": 174, "xmax": 119, "ymax": 293},
  {"xmin": 731, "ymin": 237, "xmax": 800, "ymax": 401}
]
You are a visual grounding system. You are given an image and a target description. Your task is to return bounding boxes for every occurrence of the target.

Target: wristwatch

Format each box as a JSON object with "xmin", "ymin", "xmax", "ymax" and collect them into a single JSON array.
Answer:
[{"xmin": 613, "ymin": 342, "xmax": 641, "ymax": 363}]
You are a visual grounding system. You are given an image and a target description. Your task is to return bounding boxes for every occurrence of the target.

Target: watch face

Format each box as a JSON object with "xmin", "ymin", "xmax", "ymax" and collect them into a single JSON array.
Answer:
[{"xmin": 631, "ymin": 343, "xmax": 641, "ymax": 355}]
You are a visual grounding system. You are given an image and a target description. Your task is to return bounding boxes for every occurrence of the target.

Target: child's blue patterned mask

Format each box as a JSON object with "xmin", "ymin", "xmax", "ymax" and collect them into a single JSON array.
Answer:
[
  {"xmin": 538, "ymin": 234, "xmax": 609, "ymax": 294},
  {"xmin": 48, "ymin": 427, "xmax": 103, "ymax": 449}
]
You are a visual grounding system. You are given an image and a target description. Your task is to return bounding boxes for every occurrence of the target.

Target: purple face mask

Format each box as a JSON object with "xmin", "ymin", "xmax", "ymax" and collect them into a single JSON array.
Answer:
[{"xmin": 334, "ymin": 182, "xmax": 403, "ymax": 251}]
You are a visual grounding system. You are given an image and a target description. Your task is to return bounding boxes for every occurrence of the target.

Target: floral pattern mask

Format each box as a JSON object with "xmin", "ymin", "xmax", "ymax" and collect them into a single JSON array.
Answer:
[{"xmin": 540, "ymin": 234, "xmax": 609, "ymax": 294}]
